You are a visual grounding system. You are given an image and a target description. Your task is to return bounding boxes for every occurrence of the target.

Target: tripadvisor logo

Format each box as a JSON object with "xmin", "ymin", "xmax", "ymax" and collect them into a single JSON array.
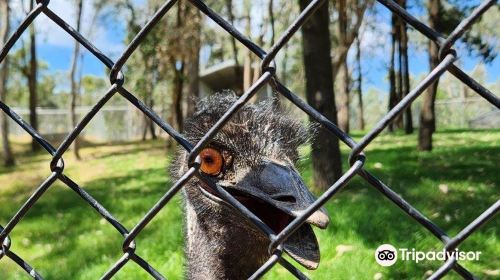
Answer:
[
  {"xmin": 375, "ymin": 244, "xmax": 398, "ymax": 266},
  {"xmin": 375, "ymin": 244, "xmax": 481, "ymax": 267}
]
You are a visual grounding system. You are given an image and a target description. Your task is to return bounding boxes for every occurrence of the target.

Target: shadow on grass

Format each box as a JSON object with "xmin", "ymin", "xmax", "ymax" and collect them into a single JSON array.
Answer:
[
  {"xmin": 1, "ymin": 166, "xmax": 184, "ymax": 279},
  {"xmin": 87, "ymin": 144, "xmax": 167, "ymax": 160},
  {"xmin": 0, "ymin": 139, "xmax": 168, "ymax": 176},
  {"xmin": 312, "ymin": 139, "xmax": 499, "ymax": 279}
]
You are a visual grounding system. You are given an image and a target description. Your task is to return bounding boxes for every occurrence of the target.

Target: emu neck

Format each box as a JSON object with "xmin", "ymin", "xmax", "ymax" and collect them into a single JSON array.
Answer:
[{"xmin": 185, "ymin": 198, "xmax": 268, "ymax": 280}]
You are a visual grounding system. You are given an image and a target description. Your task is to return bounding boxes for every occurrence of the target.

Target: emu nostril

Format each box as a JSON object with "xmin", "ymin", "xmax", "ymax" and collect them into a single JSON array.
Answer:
[{"xmin": 272, "ymin": 195, "xmax": 296, "ymax": 203}]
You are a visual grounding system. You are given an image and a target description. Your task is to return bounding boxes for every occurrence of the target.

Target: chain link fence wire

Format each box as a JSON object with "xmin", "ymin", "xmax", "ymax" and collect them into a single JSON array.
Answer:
[{"xmin": 1, "ymin": 0, "xmax": 499, "ymax": 279}]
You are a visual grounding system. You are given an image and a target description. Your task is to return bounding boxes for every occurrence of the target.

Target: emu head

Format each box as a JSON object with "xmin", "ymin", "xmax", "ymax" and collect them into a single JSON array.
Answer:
[{"xmin": 176, "ymin": 93, "xmax": 329, "ymax": 270}]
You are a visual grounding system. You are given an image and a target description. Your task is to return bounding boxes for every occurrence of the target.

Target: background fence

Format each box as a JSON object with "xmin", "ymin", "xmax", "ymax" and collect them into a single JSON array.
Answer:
[
  {"xmin": 0, "ymin": 0, "xmax": 499, "ymax": 279},
  {"xmin": 7, "ymin": 106, "xmax": 169, "ymax": 142},
  {"xmin": 6, "ymin": 96, "xmax": 499, "ymax": 142}
]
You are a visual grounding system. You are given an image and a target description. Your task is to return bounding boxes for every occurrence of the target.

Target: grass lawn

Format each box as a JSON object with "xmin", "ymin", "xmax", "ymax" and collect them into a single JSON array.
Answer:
[{"xmin": 0, "ymin": 129, "xmax": 498, "ymax": 279}]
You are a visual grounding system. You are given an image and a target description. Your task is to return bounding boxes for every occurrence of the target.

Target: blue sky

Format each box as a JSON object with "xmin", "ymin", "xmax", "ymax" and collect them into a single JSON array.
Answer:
[{"xmin": 10, "ymin": 1, "xmax": 499, "ymax": 95}]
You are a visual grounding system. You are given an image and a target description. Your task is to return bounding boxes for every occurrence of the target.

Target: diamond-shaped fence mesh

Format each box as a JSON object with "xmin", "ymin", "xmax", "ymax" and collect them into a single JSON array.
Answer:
[{"xmin": 0, "ymin": 0, "xmax": 499, "ymax": 279}]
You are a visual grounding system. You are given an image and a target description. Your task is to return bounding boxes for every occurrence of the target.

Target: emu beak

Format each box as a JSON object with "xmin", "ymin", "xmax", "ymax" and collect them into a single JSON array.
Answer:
[{"xmin": 227, "ymin": 160, "xmax": 330, "ymax": 270}]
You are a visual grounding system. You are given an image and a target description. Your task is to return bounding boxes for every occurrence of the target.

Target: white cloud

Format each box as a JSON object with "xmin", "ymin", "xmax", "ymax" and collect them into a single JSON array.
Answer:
[
  {"xmin": 358, "ymin": 16, "xmax": 391, "ymax": 57},
  {"xmin": 11, "ymin": 1, "xmax": 125, "ymax": 56}
]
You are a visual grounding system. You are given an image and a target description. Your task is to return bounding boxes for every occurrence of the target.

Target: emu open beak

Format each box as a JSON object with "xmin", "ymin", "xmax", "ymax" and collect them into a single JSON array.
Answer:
[{"xmin": 224, "ymin": 160, "xmax": 330, "ymax": 270}]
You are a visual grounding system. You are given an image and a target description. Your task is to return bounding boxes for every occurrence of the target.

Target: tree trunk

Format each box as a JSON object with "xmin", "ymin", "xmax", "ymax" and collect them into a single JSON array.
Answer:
[
  {"xmin": 243, "ymin": 3, "xmax": 252, "ymax": 92},
  {"xmin": 268, "ymin": 0, "xmax": 280, "ymax": 107},
  {"xmin": 252, "ymin": 28, "xmax": 264, "ymax": 86},
  {"xmin": 336, "ymin": 0, "xmax": 349, "ymax": 133},
  {"xmin": 186, "ymin": 8, "xmax": 201, "ymax": 117},
  {"xmin": 399, "ymin": 0, "xmax": 413, "ymax": 134},
  {"xmin": 281, "ymin": 44, "xmax": 289, "ymax": 86},
  {"xmin": 142, "ymin": 58, "xmax": 157, "ymax": 141},
  {"xmin": 419, "ymin": 0, "xmax": 440, "ymax": 151},
  {"xmin": 268, "ymin": 0, "xmax": 275, "ymax": 45},
  {"xmin": 142, "ymin": 89, "xmax": 149, "ymax": 141},
  {"xmin": 394, "ymin": 16, "xmax": 403, "ymax": 129},
  {"xmin": 0, "ymin": 0, "xmax": 15, "ymax": 166},
  {"xmin": 171, "ymin": 58, "xmax": 185, "ymax": 132},
  {"xmin": 225, "ymin": 0, "xmax": 241, "ymax": 94},
  {"xmin": 28, "ymin": 0, "xmax": 39, "ymax": 151},
  {"xmin": 355, "ymin": 36, "xmax": 364, "ymax": 131},
  {"xmin": 299, "ymin": 0, "xmax": 342, "ymax": 189},
  {"xmin": 171, "ymin": 4, "xmax": 186, "ymax": 132},
  {"xmin": 142, "ymin": 115, "xmax": 148, "ymax": 141},
  {"xmin": 148, "ymin": 98, "xmax": 156, "ymax": 139},
  {"xmin": 331, "ymin": 0, "xmax": 370, "ymax": 81},
  {"xmin": 388, "ymin": 13, "xmax": 397, "ymax": 133},
  {"xmin": 69, "ymin": 0, "xmax": 83, "ymax": 160},
  {"xmin": 338, "ymin": 60, "xmax": 350, "ymax": 133}
]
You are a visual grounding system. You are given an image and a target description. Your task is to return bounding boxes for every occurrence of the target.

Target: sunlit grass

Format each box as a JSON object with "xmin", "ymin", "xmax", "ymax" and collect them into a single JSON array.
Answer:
[{"xmin": 1, "ymin": 129, "xmax": 498, "ymax": 279}]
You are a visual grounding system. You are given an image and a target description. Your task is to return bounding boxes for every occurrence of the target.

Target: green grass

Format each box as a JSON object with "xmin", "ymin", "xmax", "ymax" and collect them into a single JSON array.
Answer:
[{"xmin": 0, "ymin": 130, "xmax": 499, "ymax": 279}]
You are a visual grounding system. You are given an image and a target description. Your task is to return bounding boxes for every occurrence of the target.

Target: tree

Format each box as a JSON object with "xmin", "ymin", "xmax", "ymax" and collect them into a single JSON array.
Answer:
[
  {"xmin": 419, "ymin": 0, "xmax": 496, "ymax": 150},
  {"xmin": 268, "ymin": 0, "xmax": 281, "ymax": 106},
  {"xmin": 28, "ymin": 0, "xmax": 38, "ymax": 151},
  {"xmin": 224, "ymin": 0, "xmax": 241, "ymax": 87},
  {"xmin": 158, "ymin": 2, "xmax": 201, "ymax": 131},
  {"xmin": 399, "ymin": 0, "xmax": 412, "ymax": 134},
  {"xmin": 419, "ymin": 0, "xmax": 440, "ymax": 151},
  {"xmin": 334, "ymin": 0, "xmax": 371, "ymax": 133},
  {"xmin": 69, "ymin": 0, "xmax": 83, "ymax": 159},
  {"xmin": 336, "ymin": 0, "xmax": 350, "ymax": 133},
  {"xmin": 168, "ymin": 2, "xmax": 186, "ymax": 132},
  {"xmin": 387, "ymin": 10, "xmax": 399, "ymax": 132},
  {"xmin": 275, "ymin": 1, "xmax": 297, "ymax": 88},
  {"xmin": 11, "ymin": 1, "xmax": 40, "ymax": 151},
  {"xmin": 0, "ymin": 0, "xmax": 15, "ymax": 166},
  {"xmin": 242, "ymin": 0, "xmax": 252, "ymax": 92},
  {"xmin": 355, "ymin": 35, "xmax": 364, "ymax": 130},
  {"xmin": 185, "ymin": 6, "xmax": 201, "ymax": 117},
  {"xmin": 299, "ymin": 0, "xmax": 342, "ymax": 189},
  {"xmin": 119, "ymin": 0, "xmax": 158, "ymax": 140},
  {"xmin": 118, "ymin": 0, "xmax": 199, "ymax": 138},
  {"xmin": 387, "ymin": 0, "xmax": 412, "ymax": 133}
]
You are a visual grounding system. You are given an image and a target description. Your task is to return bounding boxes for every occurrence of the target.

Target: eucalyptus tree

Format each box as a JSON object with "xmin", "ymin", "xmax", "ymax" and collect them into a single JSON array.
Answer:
[
  {"xmin": 299, "ymin": 0, "xmax": 342, "ymax": 189},
  {"xmin": 0, "ymin": 0, "xmax": 15, "ymax": 166}
]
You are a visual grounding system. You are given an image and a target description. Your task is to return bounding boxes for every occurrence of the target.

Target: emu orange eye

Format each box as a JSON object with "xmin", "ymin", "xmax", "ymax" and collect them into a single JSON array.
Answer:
[{"xmin": 199, "ymin": 148, "xmax": 223, "ymax": 176}]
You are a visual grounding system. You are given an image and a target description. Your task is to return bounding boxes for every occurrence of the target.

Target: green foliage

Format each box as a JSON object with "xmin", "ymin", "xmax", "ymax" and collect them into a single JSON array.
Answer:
[
  {"xmin": 37, "ymin": 75, "xmax": 57, "ymax": 108},
  {"xmin": 439, "ymin": 1, "xmax": 496, "ymax": 62},
  {"xmin": 0, "ymin": 130, "xmax": 498, "ymax": 279},
  {"xmin": 80, "ymin": 75, "xmax": 116, "ymax": 106}
]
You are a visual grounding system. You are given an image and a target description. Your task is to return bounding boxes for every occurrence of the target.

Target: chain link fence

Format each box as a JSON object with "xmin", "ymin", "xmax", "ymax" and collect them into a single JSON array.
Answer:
[
  {"xmin": 1, "ymin": 0, "xmax": 499, "ymax": 279},
  {"xmin": 7, "ymin": 106, "xmax": 170, "ymax": 141}
]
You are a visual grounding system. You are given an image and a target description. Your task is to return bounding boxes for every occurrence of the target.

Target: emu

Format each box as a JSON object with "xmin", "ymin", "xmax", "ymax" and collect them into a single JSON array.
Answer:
[{"xmin": 174, "ymin": 93, "xmax": 329, "ymax": 280}]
